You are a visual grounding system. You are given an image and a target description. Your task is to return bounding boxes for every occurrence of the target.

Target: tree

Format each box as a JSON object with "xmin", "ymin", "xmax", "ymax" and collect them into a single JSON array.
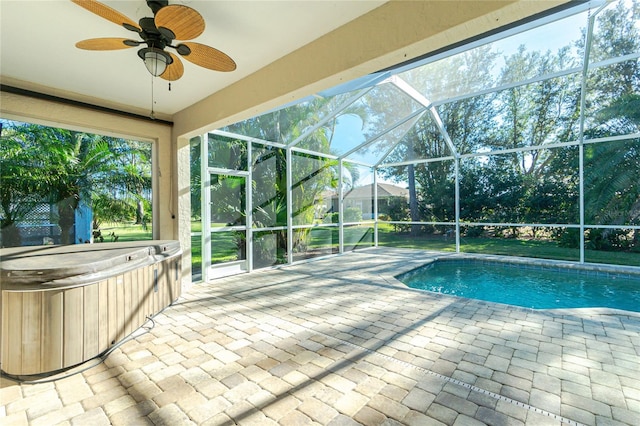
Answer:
[
  {"xmin": 385, "ymin": 196, "xmax": 410, "ymax": 231},
  {"xmin": 90, "ymin": 138, "xmax": 152, "ymax": 230},
  {"xmin": 107, "ymin": 139, "xmax": 152, "ymax": 225},
  {"xmin": 41, "ymin": 131, "xmax": 114, "ymax": 244},
  {"xmin": 190, "ymin": 137, "xmax": 203, "ymax": 220},
  {"xmin": 453, "ymin": 43, "xmax": 582, "ymax": 237}
]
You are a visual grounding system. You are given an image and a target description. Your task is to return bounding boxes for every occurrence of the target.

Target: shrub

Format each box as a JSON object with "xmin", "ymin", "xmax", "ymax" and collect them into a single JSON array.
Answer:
[
  {"xmin": 464, "ymin": 226, "xmax": 484, "ymax": 238},
  {"xmin": 323, "ymin": 213, "xmax": 339, "ymax": 224},
  {"xmin": 557, "ymin": 228, "xmax": 580, "ymax": 248}
]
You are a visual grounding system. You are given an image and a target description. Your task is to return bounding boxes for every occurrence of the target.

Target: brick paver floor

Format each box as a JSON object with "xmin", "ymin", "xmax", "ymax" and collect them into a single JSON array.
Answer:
[{"xmin": 2, "ymin": 248, "xmax": 639, "ymax": 425}]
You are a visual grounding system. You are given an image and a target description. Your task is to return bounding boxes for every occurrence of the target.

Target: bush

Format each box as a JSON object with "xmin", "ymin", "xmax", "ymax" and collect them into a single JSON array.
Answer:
[
  {"xmin": 586, "ymin": 228, "xmax": 634, "ymax": 251},
  {"xmin": 557, "ymin": 228, "xmax": 580, "ymax": 248},
  {"xmin": 323, "ymin": 212, "xmax": 339, "ymax": 224},
  {"xmin": 464, "ymin": 226, "xmax": 484, "ymax": 238},
  {"xmin": 321, "ymin": 208, "xmax": 364, "ymax": 223},
  {"xmin": 385, "ymin": 196, "xmax": 409, "ymax": 222}
]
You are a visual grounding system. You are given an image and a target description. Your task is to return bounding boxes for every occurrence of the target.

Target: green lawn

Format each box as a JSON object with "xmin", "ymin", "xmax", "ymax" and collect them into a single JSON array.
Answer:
[
  {"xmin": 97, "ymin": 223, "xmax": 152, "ymax": 242},
  {"xmin": 377, "ymin": 224, "xmax": 639, "ymax": 266},
  {"xmin": 191, "ymin": 233, "xmax": 202, "ymax": 276},
  {"xmin": 189, "ymin": 222, "xmax": 639, "ymax": 274}
]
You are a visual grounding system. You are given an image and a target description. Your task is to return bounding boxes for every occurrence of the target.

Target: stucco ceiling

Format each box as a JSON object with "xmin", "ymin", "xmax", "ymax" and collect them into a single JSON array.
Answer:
[{"xmin": 0, "ymin": 0, "xmax": 386, "ymax": 120}]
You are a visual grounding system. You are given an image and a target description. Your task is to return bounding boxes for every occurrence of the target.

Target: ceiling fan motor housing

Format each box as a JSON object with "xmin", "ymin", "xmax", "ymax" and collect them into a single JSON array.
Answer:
[{"xmin": 136, "ymin": 15, "xmax": 174, "ymax": 75}]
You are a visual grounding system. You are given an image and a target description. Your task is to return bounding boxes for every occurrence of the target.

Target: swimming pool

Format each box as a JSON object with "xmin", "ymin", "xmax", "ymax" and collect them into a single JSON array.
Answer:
[{"xmin": 397, "ymin": 258, "xmax": 640, "ymax": 312}]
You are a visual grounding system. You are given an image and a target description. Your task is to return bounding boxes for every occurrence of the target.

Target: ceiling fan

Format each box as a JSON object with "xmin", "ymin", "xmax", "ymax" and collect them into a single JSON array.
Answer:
[{"xmin": 71, "ymin": 0, "xmax": 236, "ymax": 81}]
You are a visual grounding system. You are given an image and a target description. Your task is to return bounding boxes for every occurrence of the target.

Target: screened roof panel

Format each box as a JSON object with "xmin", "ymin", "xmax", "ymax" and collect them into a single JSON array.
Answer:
[
  {"xmin": 398, "ymin": 10, "xmax": 588, "ymax": 104},
  {"xmin": 316, "ymin": 72, "xmax": 390, "ymax": 98},
  {"xmin": 305, "ymin": 84, "xmax": 421, "ymax": 156},
  {"xmin": 297, "ymin": 82, "xmax": 423, "ymax": 156},
  {"xmin": 216, "ymin": 1, "xmax": 637, "ymax": 167},
  {"xmin": 378, "ymin": 112, "xmax": 453, "ymax": 165},
  {"xmin": 491, "ymin": 10, "xmax": 587, "ymax": 81},
  {"xmin": 347, "ymin": 112, "xmax": 425, "ymax": 165},
  {"xmin": 221, "ymin": 99, "xmax": 312, "ymax": 143},
  {"xmin": 438, "ymin": 72, "xmax": 582, "ymax": 155},
  {"xmin": 398, "ymin": 46, "xmax": 498, "ymax": 105},
  {"xmin": 222, "ymin": 91, "xmax": 365, "ymax": 144}
]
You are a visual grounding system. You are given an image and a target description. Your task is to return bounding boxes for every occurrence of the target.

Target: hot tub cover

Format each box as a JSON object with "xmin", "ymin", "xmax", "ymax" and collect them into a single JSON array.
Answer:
[{"xmin": 1, "ymin": 240, "xmax": 181, "ymax": 290}]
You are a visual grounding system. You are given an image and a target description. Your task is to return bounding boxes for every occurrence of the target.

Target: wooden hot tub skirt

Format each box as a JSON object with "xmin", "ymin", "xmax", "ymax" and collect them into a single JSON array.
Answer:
[{"xmin": 1, "ymin": 240, "xmax": 182, "ymax": 376}]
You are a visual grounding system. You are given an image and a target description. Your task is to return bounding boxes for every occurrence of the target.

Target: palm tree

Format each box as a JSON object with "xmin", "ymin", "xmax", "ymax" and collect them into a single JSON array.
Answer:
[{"xmin": 42, "ymin": 131, "xmax": 114, "ymax": 244}]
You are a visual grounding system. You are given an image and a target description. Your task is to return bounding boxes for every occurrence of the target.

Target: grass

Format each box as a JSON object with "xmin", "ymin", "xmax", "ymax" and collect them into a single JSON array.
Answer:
[
  {"xmin": 377, "ymin": 223, "xmax": 639, "ymax": 266},
  {"xmin": 188, "ymin": 221, "xmax": 639, "ymax": 275},
  {"xmin": 97, "ymin": 222, "xmax": 152, "ymax": 242}
]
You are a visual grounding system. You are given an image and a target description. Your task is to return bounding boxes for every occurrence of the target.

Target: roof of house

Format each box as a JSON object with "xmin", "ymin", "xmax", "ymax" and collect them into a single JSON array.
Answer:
[{"xmin": 345, "ymin": 183, "xmax": 409, "ymax": 199}]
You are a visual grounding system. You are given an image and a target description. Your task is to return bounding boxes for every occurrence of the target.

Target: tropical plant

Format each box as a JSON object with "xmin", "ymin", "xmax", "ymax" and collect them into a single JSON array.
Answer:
[
  {"xmin": 0, "ymin": 123, "xmax": 53, "ymax": 246},
  {"xmin": 219, "ymin": 100, "xmax": 345, "ymax": 261},
  {"xmin": 0, "ymin": 120, "xmax": 153, "ymax": 246},
  {"xmin": 40, "ymin": 132, "xmax": 114, "ymax": 244}
]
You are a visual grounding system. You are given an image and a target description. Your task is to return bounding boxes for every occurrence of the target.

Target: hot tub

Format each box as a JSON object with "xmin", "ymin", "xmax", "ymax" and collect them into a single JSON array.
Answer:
[{"xmin": 1, "ymin": 240, "xmax": 182, "ymax": 376}]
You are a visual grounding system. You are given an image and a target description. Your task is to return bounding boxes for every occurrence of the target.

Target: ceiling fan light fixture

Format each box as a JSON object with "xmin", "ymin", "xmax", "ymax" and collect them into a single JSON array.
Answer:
[
  {"xmin": 138, "ymin": 47, "xmax": 172, "ymax": 77},
  {"xmin": 145, "ymin": 51, "xmax": 167, "ymax": 76}
]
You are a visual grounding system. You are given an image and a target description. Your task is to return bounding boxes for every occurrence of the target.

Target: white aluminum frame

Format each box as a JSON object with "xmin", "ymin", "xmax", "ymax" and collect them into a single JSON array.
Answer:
[{"xmin": 193, "ymin": 0, "xmax": 638, "ymax": 280}]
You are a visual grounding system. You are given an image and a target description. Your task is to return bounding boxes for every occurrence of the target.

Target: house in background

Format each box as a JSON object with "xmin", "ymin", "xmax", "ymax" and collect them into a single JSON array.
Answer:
[
  {"xmin": 346, "ymin": 183, "xmax": 409, "ymax": 219},
  {"xmin": 319, "ymin": 183, "xmax": 409, "ymax": 220}
]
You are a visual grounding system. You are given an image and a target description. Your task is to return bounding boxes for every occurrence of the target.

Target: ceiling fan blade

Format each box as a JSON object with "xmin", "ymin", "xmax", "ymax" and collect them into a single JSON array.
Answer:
[
  {"xmin": 71, "ymin": 0, "xmax": 141, "ymax": 32},
  {"xmin": 75, "ymin": 38, "xmax": 136, "ymax": 50},
  {"xmin": 161, "ymin": 53, "xmax": 184, "ymax": 81},
  {"xmin": 179, "ymin": 42, "xmax": 236, "ymax": 72},
  {"xmin": 155, "ymin": 5, "xmax": 205, "ymax": 40}
]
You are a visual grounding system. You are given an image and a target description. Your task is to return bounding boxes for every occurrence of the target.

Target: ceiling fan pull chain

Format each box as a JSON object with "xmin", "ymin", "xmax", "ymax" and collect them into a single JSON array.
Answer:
[
  {"xmin": 169, "ymin": 82, "xmax": 172, "ymax": 92},
  {"xmin": 150, "ymin": 75, "xmax": 156, "ymax": 120}
]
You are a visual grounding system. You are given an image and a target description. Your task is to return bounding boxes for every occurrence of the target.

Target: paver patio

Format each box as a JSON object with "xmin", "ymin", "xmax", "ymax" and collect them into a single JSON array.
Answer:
[{"xmin": 2, "ymin": 248, "xmax": 639, "ymax": 425}]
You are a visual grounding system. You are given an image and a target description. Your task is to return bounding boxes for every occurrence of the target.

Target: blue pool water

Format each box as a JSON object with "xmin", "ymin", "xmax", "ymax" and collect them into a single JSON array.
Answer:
[{"xmin": 398, "ymin": 260, "xmax": 640, "ymax": 312}]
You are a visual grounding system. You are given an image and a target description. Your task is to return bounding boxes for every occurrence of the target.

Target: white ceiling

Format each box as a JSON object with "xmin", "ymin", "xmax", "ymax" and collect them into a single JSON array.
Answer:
[{"xmin": 0, "ymin": 0, "xmax": 385, "ymax": 118}]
